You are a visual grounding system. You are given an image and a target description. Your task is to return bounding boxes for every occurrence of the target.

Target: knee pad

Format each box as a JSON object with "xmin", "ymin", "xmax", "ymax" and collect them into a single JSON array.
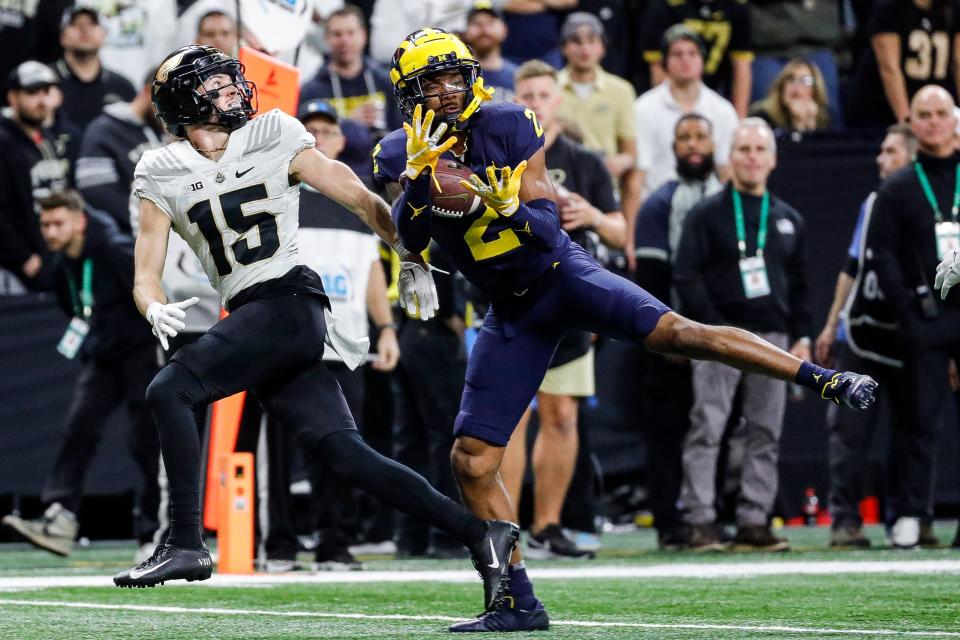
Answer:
[{"xmin": 145, "ymin": 362, "xmax": 207, "ymax": 413}]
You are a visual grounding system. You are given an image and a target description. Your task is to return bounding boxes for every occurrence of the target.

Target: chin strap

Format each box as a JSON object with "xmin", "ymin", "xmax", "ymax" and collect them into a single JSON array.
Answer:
[{"xmin": 455, "ymin": 77, "xmax": 495, "ymax": 129}]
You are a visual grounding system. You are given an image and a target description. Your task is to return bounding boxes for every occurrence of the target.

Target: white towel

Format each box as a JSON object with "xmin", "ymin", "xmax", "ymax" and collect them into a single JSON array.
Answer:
[{"xmin": 323, "ymin": 308, "xmax": 370, "ymax": 370}]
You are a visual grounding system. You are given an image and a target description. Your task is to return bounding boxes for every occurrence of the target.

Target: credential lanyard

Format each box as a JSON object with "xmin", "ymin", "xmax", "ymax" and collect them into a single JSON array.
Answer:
[
  {"xmin": 732, "ymin": 190, "xmax": 769, "ymax": 259},
  {"xmin": 914, "ymin": 161, "xmax": 960, "ymax": 222},
  {"xmin": 66, "ymin": 258, "xmax": 93, "ymax": 320}
]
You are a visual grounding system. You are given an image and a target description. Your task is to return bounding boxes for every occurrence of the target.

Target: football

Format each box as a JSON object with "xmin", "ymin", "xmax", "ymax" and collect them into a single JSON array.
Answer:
[{"xmin": 431, "ymin": 159, "xmax": 483, "ymax": 218}]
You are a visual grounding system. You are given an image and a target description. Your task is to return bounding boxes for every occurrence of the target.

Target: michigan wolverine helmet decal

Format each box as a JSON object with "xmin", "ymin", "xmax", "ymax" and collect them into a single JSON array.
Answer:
[
  {"xmin": 390, "ymin": 28, "xmax": 493, "ymax": 129},
  {"xmin": 152, "ymin": 45, "xmax": 258, "ymax": 138}
]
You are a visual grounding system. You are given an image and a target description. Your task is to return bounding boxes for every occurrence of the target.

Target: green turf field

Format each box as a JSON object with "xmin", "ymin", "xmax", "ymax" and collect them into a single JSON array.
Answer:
[{"xmin": 1, "ymin": 525, "xmax": 959, "ymax": 639}]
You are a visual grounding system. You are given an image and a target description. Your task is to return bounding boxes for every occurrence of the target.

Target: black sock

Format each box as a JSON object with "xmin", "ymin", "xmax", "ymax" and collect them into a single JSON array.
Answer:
[
  {"xmin": 506, "ymin": 563, "xmax": 539, "ymax": 609},
  {"xmin": 145, "ymin": 363, "xmax": 207, "ymax": 549},
  {"xmin": 317, "ymin": 430, "xmax": 487, "ymax": 546}
]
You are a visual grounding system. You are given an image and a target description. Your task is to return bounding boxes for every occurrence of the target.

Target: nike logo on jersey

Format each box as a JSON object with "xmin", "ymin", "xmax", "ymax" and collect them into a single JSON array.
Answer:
[
  {"xmin": 487, "ymin": 538, "xmax": 500, "ymax": 569},
  {"xmin": 129, "ymin": 558, "xmax": 173, "ymax": 580},
  {"xmin": 236, "ymin": 167, "xmax": 254, "ymax": 178},
  {"xmin": 409, "ymin": 203, "xmax": 428, "ymax": 218}
]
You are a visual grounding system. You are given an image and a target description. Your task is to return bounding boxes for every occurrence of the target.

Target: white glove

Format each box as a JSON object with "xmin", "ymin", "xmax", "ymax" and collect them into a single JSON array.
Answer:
[
  {"xmin": 398, "ymin": 261, "xmax": 439, "ymax": 321},
  {"xmin": 146, "ymin": 297, "xmax": 200, "ymax": 350},
  {"xmin": 935, "ymin": 248, "xmax": 960, "ymax": 300}
]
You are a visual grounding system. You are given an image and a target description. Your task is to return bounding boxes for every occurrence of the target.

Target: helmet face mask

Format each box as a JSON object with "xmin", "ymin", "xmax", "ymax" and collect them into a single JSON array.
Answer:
[
  {"xmin": 153, "ymin": 46, "xmax": 258, "ymax": 138},
  {"xmin": 390, "ymin": 29, "xmax": 482, "ymax": 128},
  {"xmin": 406, "ymin": 67, "xmax": 476, "ymax": 124}
]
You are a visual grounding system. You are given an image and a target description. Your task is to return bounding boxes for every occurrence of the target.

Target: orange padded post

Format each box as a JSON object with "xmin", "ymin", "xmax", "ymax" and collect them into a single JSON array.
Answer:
[
  {"xmin": 204, "ymin": 389, "xmax": 247, "ymax": 530},
  {"xmin": 217, "ymin": 452, "xmax": 254, "ymax": 574}
]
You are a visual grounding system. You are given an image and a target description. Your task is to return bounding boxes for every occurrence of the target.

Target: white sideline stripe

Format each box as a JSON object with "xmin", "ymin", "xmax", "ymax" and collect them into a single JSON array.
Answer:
[
  {"xmin": 1, "ymin": 559, "xmax": 960, "ymax": 590},
  {"xmin": 0, "ymin": 599, "xmax": 958, "ymax": 637}
]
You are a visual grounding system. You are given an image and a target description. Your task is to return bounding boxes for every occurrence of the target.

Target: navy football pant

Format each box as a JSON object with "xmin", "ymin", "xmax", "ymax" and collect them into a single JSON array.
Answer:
[{"xmin": 455, "ymin": 246, "xmax": 671, "ymax": 446}]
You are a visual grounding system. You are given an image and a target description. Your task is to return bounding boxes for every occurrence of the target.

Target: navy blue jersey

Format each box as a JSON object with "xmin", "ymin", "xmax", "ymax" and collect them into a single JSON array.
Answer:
[{"xmin": 373, "ymin": 102, "xmax": 571, "ymax": 298}]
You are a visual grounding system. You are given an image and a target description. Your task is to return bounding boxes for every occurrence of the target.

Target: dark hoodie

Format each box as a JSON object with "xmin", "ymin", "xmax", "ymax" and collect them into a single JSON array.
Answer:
[
  {"xmin": 50, "ymin": 208, "xmax": 153, "ymax": 361},
  {"xmin": 76, "ymin": 101, "xmax": 164, "ymax": 233},
  {"xmin": 0, "ymin": 114, "xmax": 70, "ymax": 286}
]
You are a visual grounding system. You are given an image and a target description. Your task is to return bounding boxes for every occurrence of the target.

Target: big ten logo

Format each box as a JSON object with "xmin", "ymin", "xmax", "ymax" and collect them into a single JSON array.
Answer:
[{"xmin": 320, "ymin": 265, "xmax": 352, "ymax": 302}]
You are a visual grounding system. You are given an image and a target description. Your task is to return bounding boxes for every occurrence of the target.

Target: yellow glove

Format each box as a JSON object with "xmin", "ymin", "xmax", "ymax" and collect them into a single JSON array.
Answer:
[
  {"xmin": 460, "ymin": 161, "xmax": 527, "ymax": 217},
  {"xmin": 402, "ymin": 104, "xmax": 457, "ymax": 180}
]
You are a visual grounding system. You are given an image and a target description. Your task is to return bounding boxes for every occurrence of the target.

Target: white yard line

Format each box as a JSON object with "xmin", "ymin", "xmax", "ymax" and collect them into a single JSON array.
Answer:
[
  {"xmin": 0, "ymin": 599, "xmax": 957, "ymax": 637},
  {"xmin": 1, "ymin": 559, "xmax": 960, "ymax": 590}
]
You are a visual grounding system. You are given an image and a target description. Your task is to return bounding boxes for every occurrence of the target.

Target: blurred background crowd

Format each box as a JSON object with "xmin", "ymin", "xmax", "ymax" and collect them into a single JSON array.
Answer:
[{"xmin": 3, "ymin": 0, "xmax": 960, "ymax": 568}]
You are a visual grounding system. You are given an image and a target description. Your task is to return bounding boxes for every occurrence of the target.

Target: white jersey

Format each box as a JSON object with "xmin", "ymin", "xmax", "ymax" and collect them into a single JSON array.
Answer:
[{"xmin": 133, "ymin": 109, "xmax": 315, "ymax": 306}]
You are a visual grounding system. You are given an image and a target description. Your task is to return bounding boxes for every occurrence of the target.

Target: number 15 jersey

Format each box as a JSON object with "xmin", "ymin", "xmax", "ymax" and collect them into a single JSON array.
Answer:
[{"xmin": 134, "ymin": 109, "xmax": 316, "ymax": 306}]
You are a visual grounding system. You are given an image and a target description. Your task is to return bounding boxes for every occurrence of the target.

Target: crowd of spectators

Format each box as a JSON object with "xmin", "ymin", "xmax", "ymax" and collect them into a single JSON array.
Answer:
[{"xmin": 3, "ymin": 0, "xmax": 960, "ymax": 563}]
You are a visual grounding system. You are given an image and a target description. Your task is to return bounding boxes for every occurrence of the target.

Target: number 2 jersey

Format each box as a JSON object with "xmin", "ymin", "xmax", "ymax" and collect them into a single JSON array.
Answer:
[
  {"xmin": 373, "ymin": 102, "xmax": 572, "ymax": 299},
  {"xmin": 133, "ymin": 109, "xmax": 316, "ymax": 307}
]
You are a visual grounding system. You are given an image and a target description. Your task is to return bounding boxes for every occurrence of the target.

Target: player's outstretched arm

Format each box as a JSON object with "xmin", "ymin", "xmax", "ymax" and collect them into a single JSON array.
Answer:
[
  {"xmin": 291, "ymin": 147, "xmax": 400, "ymax": 249},
  {"xmin": 291, "ymin": 147, "xmax": 439, "ymax": 320}
]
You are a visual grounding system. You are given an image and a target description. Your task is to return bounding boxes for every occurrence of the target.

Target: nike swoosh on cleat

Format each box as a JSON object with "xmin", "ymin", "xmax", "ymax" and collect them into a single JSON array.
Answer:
[
  {"xmin": 129, "ymin": 558, "xmax": 173, "ymax": 580},
  {"xmin": 487, "ymin": 537, "xmax": 500, "ymax": 569},
  {"xmin": 235, "ymin": 167, "xmax": 254, "ymax": 178}
]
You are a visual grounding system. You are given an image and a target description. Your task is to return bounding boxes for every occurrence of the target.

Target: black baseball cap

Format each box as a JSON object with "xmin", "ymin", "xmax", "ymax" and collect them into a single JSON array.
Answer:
[
  {"xmin": 61, "ymin": 5, "xmax": 100, "ymax": 30},
  {"xmin": 8, "ymin": 61, "xmax": 58, "ymax": 91},
  {"xmin": 297, "ymin": 99, "xmax": 339, "ymax": 125},
  {"xmin": 468, "ymin": 1, "xmax": 503, "ymax": 21}
]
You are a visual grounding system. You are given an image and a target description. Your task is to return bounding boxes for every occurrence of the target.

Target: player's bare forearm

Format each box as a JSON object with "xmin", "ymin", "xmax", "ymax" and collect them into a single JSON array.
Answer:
[
  {"xmin": 291, "ymin": 148, "xmax": 401, "ymax": 248},
  {"xmin": 133, "ymin": 198, "xmax": 172, "ymax": 317},
  {"xmin": 644, "ymin": 312, "xmax": 802, "ymax": 381},
  {"xmin": 357, "ymin": 188, "xmax": 402, "ymax": 248}
]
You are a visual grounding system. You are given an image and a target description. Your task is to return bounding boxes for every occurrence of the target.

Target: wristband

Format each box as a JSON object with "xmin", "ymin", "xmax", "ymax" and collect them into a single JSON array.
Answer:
[{"xmin": 393, "ymin": 241, "xmax": 412, "ymax": 261}]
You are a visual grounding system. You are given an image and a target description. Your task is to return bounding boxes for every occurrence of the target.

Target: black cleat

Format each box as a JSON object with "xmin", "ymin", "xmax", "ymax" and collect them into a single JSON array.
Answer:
[
  {"xmin": 469, "ymin": 520, "xmax": 519, "ymax": 611},
  {"xmin": 821, "ymin": 372, "xmax": 878, "ymax": 411},
  {"xmin": 449, "ymin": 599, "xmax": 550, "ymax": 633},
  {"xmin": 113, "ymin": 543, "xmax": 213, "ymax": 588}
]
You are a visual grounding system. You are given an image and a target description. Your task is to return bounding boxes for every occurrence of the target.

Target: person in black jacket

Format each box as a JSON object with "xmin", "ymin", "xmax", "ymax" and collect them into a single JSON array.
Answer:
[
  {"xmin": 0, "ymin": 60, "xmax": 70, "ymax": 290},
  {"xmin": 1, "ymin": 190, "xmax": 160, "ymax": 560},
  {"xmin": 53, "ymin": 7, "xmax": 135, "ymax": 131},
  {"xmin": 75, "ymin": 67, "xmax": 164, "ymax": 234},
  {"xmin": 869, "ymin": 85, "xmax": 960, "ymax": 549},
  {"xmin": 674, "ymin": 117, "xmax": 811, "ymax": 552}
]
